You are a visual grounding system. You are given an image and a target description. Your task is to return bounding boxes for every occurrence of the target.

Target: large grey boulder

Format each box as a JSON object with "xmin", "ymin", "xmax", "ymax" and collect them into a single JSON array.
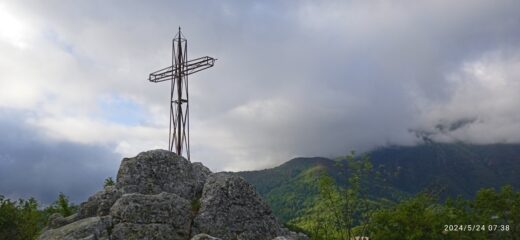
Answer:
[
  {"xmin": 192, "ymin": 173, "xmax": 283, "ymax": 240},
  {"xmin": 116, "ymin": 149, "xmax": 210, "ymax": 200},
  {"xmin": 110, "ymin": 192, "xmax": 192, "ymax": 230},
  {"xmin": 110, "ymin": 192, "xmax": 192, "ymax": 239},
  {"xmin": 47, "ymin": 213, "xmax": 80, "ymax": 229},
  {"xmin": 38, "ymin": 149, "xmax": 308, "ymax": 240},
  {"xmin": 78, "ymin": 186, "xmax": 121, "ymax": 218},
  {"xmin": 111, "ymin": 223, "xmax": 180, "ymax": 240},
  {"xmin": 37, "ymin": 216, "xmax": 112, "ymax": 240}
]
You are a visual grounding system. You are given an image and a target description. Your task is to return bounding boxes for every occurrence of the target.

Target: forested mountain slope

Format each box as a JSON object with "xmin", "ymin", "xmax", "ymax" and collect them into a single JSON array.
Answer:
[{"xmin": 237, "ymin": 143, "xmax": 520, "ymax": 222}]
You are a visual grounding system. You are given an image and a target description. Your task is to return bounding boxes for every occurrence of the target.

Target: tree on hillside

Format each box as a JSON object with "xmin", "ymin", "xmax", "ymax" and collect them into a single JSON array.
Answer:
[
  {"xmin": 471, "ymin": 186, "xmax": 520, "ymax": 240},
  {"xmin": 369, "ymin": 186, "xmax": 520, "ymax": 240},
  {"xmin": 291, "ymin": 152, "xmax": 375, "ymax": 240},
  {"xmin": 45, "ymin": 192, "xmax": 76, "ymax": 217},
  {"xmin": 0, "ymin": 195, "xmax": 43, "ymax": 240},
  {"xmin": 0, "ymin": 192, "xmax": 80, "ymax": 240},
  {"xmin": 369, "ymin": 193, "xmax": 452, "ymax": 240}
]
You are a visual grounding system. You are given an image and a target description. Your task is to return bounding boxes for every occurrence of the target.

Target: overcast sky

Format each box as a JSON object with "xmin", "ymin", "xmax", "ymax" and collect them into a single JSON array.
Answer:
[{"xmin": 1, "ymin": 0, "xmax": 520, "ymax": 203}]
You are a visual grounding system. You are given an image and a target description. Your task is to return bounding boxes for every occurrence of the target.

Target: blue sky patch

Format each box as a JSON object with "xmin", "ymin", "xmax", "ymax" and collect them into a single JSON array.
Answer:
[{"xmin": 97, "ymin": 95, "xmax": 144, "ymax": 126}]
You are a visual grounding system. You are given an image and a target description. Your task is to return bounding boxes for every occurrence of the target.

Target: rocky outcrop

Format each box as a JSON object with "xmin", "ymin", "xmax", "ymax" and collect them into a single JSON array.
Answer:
[
  {"xmin": 38, "ymin": 150, "xmax": 307, "ymax": 240},
  {"xmin": 47, "ymin": 213, "xmax": 80, "ymax": 229},
  {"xmin": 192, "ymin": 173, "xmax": 283, "ymax": 239},
  {"xmin": 78, "ymin": 186, "xmax": 121, "ymax": 218},
  {"xmin": 110, "ymin": 192, "xmax": 192, "ymax": 239},
  {"xmin": 116, "ymin": 150, "xmax": 211, "ymax": 200},
  {"xmin": 38, "ymin": 216, "xmax": 112, "ymax": 240},
  {"xmin": 111, "ymin": 223, "xmax": 181, "ymax": 240}
]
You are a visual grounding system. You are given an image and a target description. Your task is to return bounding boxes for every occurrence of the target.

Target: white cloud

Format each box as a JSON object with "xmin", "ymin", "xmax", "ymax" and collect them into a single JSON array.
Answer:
[
  {"xmin": 0, "ymin": 3, "xmax": 34, "ymax": 49},
  {"xmin": 417, "ymin": 50, "xmax": 520, "ymax": 143},
  {"xmin": 28, "ymin": 115, "xmax": 166, "ymax": 157},
  {"xmin": 0, "ymin": 0, "xmax": 519, "ymax": 174}
]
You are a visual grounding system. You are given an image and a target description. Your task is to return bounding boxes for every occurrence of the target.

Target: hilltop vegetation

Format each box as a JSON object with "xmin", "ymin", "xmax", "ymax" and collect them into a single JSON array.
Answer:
[
  {"xmin": 0, "ymin": 193, "xmax": 78, "ymax": 240},
  {"xmin": 2, "ymin": 143, "xmax": 520, "ymax": 239},
  {"xmin": 237, "ymin": 143, "xmax": 520, "ymax": 239}
]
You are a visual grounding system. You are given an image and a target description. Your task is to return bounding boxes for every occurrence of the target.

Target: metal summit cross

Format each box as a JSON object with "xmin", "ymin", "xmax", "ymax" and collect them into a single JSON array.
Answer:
[{"xmin": 148, "ymin": 27, "xmax": 216, "ymax": 160}]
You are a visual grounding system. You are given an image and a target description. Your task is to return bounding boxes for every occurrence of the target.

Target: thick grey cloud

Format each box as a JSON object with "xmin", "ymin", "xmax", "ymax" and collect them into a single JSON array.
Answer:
[
  {"xmin": 0, "ymin": 109, "xmax": 121, "ymax": 204},
  {"xmin": 1, "ymin": 0, "xmax": 520, "ymax": 203}
]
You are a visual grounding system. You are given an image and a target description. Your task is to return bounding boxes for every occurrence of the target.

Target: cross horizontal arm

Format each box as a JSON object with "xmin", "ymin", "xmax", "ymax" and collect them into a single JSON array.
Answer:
[{"xmin": 148, "ymin": 56, "xmax": 216, "ymax": 83}]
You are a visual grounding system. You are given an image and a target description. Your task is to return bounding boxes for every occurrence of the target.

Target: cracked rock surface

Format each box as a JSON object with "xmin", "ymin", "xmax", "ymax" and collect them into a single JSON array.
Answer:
[{"xmin": 37, "ymin": 149, "xmax": 307, "ymax": 240}]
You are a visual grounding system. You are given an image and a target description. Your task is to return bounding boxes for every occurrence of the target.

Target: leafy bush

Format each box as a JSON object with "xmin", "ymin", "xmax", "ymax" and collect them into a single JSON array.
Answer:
[
  {"xmin": 0, "ymin": 196, "xmax": 43, "ymax": 240},
  {"xmin": 104, "ymin": 177, "xmax": 115, "ymax": 188},
  {"xmin": 0, "ymin": 193, "xmax": 78, "ymax": 240}
]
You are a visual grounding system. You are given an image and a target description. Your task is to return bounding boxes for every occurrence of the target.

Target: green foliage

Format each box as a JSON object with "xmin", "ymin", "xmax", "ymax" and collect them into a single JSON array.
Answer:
[
  {"xmin": 0, "ymin": 193, "xmax": 79, "ymax": 240},
  {"xmin": 369, "ymin": 186, "xmax": 520, "ymax": 240},
  {"xmin": 265, "ymin": 166, "xmax": 323, "ymax": 222},
  {"xmin": 470, "ymin": 186, "xmax": 520, "ymax": 239},
  {"xmin": 289, "ymin": 174, "xmax": 345, "ymax": 239},
  {"xmin": 191, "ymin": 198, "xmax": 201, "ymax": 214},
  {"xmin": 369, "ymin": 193, "xmax": 449, "ymax": 240},
  {"xmin": 248, "ymin": 150, "xmax": 520, "ymax": 240},
  {"xmin": 44, "ymin": 192, "xmax": 77, "ymax": 217},
  {"xmin": 104, "ymin": 177, "xmax": 115, "ymax": 188},
  {"xmin": 236, "ymin": 152, "xmax": 412, "ymax": 223},
  {"xmin": 238, "ymin": 157, "xmax": 338, "ymax": 222},
  {"xmin": 290, "ymin": 152, "xmax": 376, "ymax": 240},
  {"xmin": 57, "ymin": 192, "xmax": 73, "ymax": 217},
  {"xmin": 239, "ymin": 143, "xmax": 520, "ymax": 223},
  {"xmin": 0, "ymin": 195, "xmax": 44, "ymax": 240}
]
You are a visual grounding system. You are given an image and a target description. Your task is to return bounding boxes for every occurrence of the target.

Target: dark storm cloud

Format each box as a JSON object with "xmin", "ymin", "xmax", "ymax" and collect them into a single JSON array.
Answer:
[
  {"xmin": 0, "ymin": 109, "xmax": 121, "ymax": 204},
  {"xmin": 189, "ymin": 0, "xmax": 520, "ymax": 169}
]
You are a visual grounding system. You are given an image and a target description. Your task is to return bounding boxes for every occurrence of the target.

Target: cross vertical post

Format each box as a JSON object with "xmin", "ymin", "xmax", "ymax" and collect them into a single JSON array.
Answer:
[{"xmin": 148, "ymin": 27, "xmax": 215, "ymax": 160}]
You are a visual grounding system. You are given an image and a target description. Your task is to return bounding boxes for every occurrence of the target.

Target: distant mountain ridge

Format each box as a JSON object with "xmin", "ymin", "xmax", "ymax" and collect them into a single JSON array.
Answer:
[
  {"xmin": 236, "ymin": 142, "xmax": 520, "ymax": 222},
  {"xmin": 368, "ymin": 143, "xmax": 520, "ymax": 196}
]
